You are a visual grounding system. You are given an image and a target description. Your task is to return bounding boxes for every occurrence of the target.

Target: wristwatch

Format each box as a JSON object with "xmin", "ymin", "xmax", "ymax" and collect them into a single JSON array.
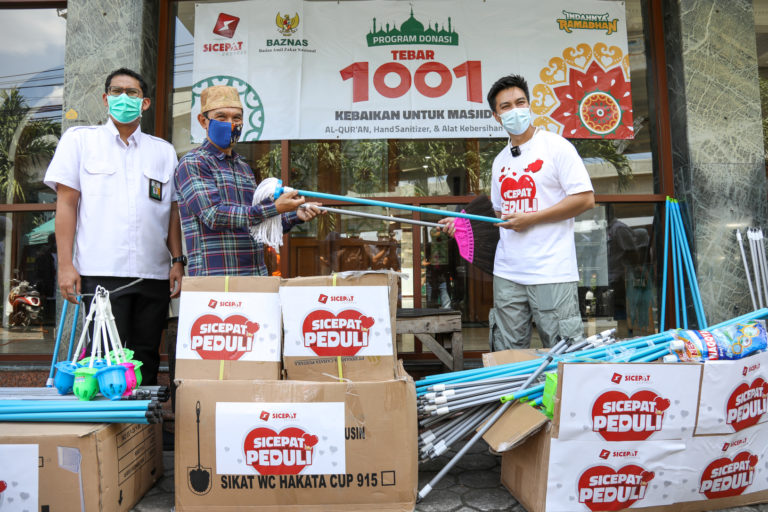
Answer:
[{"xmin": 171, "ymin": 255, "xmax": 187, "ymax": 267}]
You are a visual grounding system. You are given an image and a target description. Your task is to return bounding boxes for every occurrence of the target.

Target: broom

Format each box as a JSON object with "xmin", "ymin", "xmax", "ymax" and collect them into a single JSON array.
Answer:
[
  {"xmin": 251, "ymin": 179, "xmax": 501, "ymax": 274},
  {"xmin": 452, "ymin": 195, "xmax": 499, "ymax": 275}
]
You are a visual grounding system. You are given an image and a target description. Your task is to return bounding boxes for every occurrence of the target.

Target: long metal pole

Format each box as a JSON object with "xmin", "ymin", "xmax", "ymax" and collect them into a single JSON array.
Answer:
[{"xmin": 417, "ymin": 339, "xmax": 570, "ymax": 500}]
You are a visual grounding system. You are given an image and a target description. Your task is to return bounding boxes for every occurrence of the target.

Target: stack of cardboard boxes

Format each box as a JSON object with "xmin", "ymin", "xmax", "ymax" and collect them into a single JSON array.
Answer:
[
  {"xmin": 490, "ymin": 349, "xmax": 768, "ymax": 511},
  {"xmin": 174, "ymin": 271, "xmax": 417, "ymax": 511},
  {"xmin": 0, "ymin": 421, "xmax": 163, "ymax": 511}
]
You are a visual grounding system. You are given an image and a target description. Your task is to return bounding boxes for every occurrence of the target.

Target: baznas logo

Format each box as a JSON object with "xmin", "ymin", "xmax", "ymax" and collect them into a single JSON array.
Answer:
[
  {"xmin": 591, "ymin": 390, "xmax": 671, "ymax": 441},
  {"xmin": 189, "ymin": 314, "xmax": 260, "ymax": 360},
  {"xmin": 244, "ymin": 426, "xmax": 318, "ymax": 475},
  {"xmin": 301, "ymin": 309, "xmax": 375, "ymax": 357},
  {"xmin": 556, "ymin": 10, "xmax": 619, "ymax": 35},
  {"xmin": 578, "ymin": 465, "xmax": 654, "ymax": 511},
  {"xmin": 726, "ymin": 378, "xmax": 768, "ymax": 431},
  {"xmin": 276, "ymin": 12, "xmax": 300, "ymax": 36},
  {"xmin": 699, "ymin": 451, "xmax": 758, "ymax": 499},
  {"xmin": 213, "ymin": 13, "xmax": 240, "ymax": 38}
]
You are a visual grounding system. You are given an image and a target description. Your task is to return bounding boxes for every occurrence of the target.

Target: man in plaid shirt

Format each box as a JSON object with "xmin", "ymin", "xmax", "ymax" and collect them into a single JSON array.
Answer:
[{"xmin": 175, "ymin": 85, "xmax": 320, "ymax": 276}]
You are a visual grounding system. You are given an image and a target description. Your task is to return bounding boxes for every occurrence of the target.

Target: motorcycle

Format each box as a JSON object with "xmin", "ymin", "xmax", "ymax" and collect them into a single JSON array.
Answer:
[{"xmin": 8, "ymin": 278, "xmax": 42, "ymax": 329}]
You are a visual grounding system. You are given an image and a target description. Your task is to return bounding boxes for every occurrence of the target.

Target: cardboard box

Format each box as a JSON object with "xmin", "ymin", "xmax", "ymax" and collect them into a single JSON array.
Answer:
[
  {"xmin": 0, "ymin": 422, "xmax": 162, "ymax": 511},
  {"xmin": 174, "ymin": 364, "xmax": 417, "ymax": 511},
  {"xmin": 176, "ymin": 276, "xmax": 282, "ymax": 381},
  {"xmin": 496, "ymin": 354, "xmax": 768, "ymax": 512},
  {"xmin": 280, "ymin": 271, "xmax": 399, "ymax": 382}
]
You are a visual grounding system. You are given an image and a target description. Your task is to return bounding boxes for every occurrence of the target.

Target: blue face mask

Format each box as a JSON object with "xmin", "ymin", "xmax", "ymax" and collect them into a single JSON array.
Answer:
[
  {"xmin": 107, "ymin": 94, "xmax": 143, "ymax": 124},
  {"xmin": 207, "ymin": 118, "xmax": 242, "ymax": 149},
  {"xmin": 499, "ymin": 107, "xmax": 531, "ymax": 136}
]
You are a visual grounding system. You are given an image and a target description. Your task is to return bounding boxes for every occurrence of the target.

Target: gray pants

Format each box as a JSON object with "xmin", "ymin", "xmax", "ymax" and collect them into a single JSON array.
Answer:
[{"xmin": 489, "ymin": 277, "xmax": 583, "ymax": 350}]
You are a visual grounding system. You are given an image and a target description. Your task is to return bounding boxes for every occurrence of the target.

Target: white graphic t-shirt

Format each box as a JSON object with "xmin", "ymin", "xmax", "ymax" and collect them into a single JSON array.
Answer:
[{"xmin": 490, "ymin": 129, "xmax": 593, "ymax": 285}]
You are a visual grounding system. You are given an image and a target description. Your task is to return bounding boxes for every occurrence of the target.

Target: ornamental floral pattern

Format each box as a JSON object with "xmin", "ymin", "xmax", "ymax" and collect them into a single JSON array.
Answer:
[{"xmin": 531, "ymin": 42, "xmax": 634, "ymax": 139}]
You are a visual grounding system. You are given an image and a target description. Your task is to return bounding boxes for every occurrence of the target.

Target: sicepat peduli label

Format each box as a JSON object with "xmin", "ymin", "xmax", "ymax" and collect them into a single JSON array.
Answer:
[{"xmin": 177, "ymin": 291, "xmax": 281, "ymax": 362}]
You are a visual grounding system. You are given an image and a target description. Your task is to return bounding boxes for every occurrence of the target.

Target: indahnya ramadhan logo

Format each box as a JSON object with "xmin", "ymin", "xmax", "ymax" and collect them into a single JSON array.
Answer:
[
  {"xmin": 557, "ymin": 10, "xmax": 619, "ymax": 35},
  {"xmin": 367, "ymin": 7, "xmax": 458, "ymax": 46},
  {"xmin": 192, "ymin": 76, "xmax": 265, "ymax": 141}
]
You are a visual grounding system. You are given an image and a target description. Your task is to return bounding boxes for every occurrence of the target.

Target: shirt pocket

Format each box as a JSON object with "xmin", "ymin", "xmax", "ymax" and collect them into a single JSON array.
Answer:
[
  {"xmin": 143, "ymin": 166, "xmax": 172, "ymax": 203},
  {"xmin": 82, "ymin": 160, "xmax": 117, "ymax": 196}
]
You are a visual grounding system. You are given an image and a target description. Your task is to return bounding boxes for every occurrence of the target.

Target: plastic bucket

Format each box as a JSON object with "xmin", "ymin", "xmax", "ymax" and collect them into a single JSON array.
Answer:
[
  {"xmin": 73, "ymin": 367, "xmax": 99, "ymax": 401},
  {"xmin": 95, "ymin": 365, "xmax": 127, "ymax": 400},
  {"xmin": 79, "ymin": 357, "xmax": 107, "ymax": 369},
  {"xmin": 108, "ymin": 348, "xmax": 134, "ymax": 363},
  {"xmin": 54, "ymin": 361, "xmax": 78, "ymax": 395},
  {"xmin": 129, "ymin": 360, "xmax": 144, "ymax": 387},
  {"xmin": 120, "ymin": 362, "xmax": 137, "ymax": 397}
]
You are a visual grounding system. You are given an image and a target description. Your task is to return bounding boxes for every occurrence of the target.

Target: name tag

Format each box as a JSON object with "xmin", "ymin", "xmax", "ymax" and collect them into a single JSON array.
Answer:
[{"xmin": 149, "ymin": 179, "xmax": 162, "ymax": 201}]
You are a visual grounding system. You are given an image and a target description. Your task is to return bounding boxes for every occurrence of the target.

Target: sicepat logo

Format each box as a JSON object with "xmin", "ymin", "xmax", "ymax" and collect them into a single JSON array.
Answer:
[
  {"xmin": 725, "ymin": 378, "xmax": 768, "ymax": 431},
  {"xmin": 744, "ymin": 362, "xmax": 760, "ymax": 376},
  {"xmin": 577, "ymin": 465, "xmax": 654, "ymax": 511},
  {"xmin": 189, "ymin": 314, "xmax": 260, "ymax": 360},
  {"xmin": 699, "ymin": 451, "xmax": 757, "ymax": 499},
  {"xmin": 599, "ymin": 449, "xmax": 610, "ymax": 459},
  {"xmin": 611, "ymin": 373, "xmax": 622, "ymax": 384},
  {"xmin": 723, "ymin": 437, "xmax": 747, "ymax": 452},
  {"xmin": 591, "ymin": 390, "xmax": 670, "ymax": 441},
  {"xmin": 208, "ymin": 299, "xmax": 218, "ymax": 309},
  {"xmin": 499, "ymin": 166, "xmax": 537, "ymax": 215},
  {"xmin": 260, "ymin": 411, "xmax": 270, "ymax": 421},
  {"xmin": 213, "ymin": 13, "xmax": 240, "ymax": 38},
  {"xmin": 301, "ymin": 309, "xmax": 374, "ymax": 356},
  {"xmin": 243, "ymin": 426, "xmax": 318, "ymax": 475},
  {"xmin": 318, "ymin": 294, "xmax": 328, "ymax": 304}
]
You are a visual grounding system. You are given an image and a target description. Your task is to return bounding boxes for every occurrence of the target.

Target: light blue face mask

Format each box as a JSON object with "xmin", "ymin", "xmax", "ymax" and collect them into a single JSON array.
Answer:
[
  {"xmin": 499, "ymin": 107, "xmax": 531, "ymax": 136},
  {"xmin": 107, "ymin": 94, "xmax": 143, "ymax": 124}
]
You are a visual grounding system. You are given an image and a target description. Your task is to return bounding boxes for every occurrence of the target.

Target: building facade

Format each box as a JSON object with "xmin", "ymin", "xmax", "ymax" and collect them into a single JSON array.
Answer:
[{"xmin": 0, "ymin": 0, "xmax": 766, "ymax": 367}]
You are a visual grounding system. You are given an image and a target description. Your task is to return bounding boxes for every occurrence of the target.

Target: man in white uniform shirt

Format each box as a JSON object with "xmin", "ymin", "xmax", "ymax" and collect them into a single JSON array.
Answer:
[
  {"xmin": 44, "ymin": 68, "xmax": 184, "ymax": 384},
  {"xmin": 443, "ymin": 74, "xmax": 595, "ymax": 350}
]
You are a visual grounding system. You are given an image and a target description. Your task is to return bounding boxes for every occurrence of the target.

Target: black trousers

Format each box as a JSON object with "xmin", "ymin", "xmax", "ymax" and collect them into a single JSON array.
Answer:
[{"xmin": 81, "ymin": 276, "xmax": 170, "ymax": 386}]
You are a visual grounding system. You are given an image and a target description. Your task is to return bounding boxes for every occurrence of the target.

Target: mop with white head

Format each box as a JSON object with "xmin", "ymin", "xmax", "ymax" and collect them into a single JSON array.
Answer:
[{"xmin": 250, "ymin": 177, "xmax": 288, "ymax": 252}]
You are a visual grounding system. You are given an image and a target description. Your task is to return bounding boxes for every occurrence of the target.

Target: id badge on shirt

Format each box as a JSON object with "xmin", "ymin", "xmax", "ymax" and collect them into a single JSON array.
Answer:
[{"xmin": 149, "ymin": 179, "xmax": 162, "ymax": 201}]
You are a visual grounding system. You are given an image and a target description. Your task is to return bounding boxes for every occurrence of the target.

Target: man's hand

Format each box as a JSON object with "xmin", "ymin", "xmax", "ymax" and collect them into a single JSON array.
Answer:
[
  {"xmin": 438, "ymin": 218, "xmax": 456, "ymax": 237},
  {"xmin": 274, "ymin": 189, "xmax": 306, "ymax": 213},
  {"xmin": 297, "ymin": 202, "xmax": 325, "ymax": 222},
  {"xmin": 169, "ymin": 264, "xmax": 183, "ymax": 298},
  {"xmin": 499, "ymin": 212, "xmax": 536, "ymax": 232},
  {"xmin": 58, "ymin": 263, "xmax": 81, "ymax": 304}
]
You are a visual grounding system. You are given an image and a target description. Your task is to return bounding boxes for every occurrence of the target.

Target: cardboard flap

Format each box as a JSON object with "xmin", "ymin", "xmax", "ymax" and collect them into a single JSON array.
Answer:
[
  {"xmin": 482, "ymin": 348, "xmax": 541, "ymax": 367},
  {"xmin": 181, "ymin": 275, "xmax": 280, "ymax": 292},
  {"xmin": 482, "ymin": 401, "xmax": 549, "ymax": 453},
  {"xmin": 479, "ymin": 349, "xmax": 550, "ymax": 452}
]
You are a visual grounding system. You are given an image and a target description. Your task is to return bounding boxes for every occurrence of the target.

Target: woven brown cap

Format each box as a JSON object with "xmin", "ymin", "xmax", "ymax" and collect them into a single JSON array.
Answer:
[{"xmin": 200, "ymin": 85, "xmax": 242, "ymax": 113}]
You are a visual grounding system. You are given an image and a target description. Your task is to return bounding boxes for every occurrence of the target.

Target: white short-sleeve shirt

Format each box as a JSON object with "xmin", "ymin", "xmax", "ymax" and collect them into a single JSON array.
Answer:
[
  {"xmin": 490, "ymin": 129, "xmax": 593, "ymax": 285},
  {"xmin": 44, "ymin": 119, "xmax": 178, "ymax": 280}
]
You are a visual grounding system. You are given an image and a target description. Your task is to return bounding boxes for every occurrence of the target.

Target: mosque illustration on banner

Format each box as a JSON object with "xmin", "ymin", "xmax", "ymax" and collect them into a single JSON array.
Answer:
[{"xmin": 366, "ymin": 7, "xmax": 459, "ymax": 47}]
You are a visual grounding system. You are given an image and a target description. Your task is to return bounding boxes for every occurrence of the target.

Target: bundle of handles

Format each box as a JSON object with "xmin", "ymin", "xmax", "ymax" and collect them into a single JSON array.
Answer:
[{"xmin": 71, "ymin": 286, "xmax": 128, "ymax": 368}]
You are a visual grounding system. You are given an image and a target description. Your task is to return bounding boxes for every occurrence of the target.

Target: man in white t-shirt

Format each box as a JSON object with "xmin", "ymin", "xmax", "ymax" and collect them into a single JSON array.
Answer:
[
  {"xmin": 443, "ymin": 74, "xmax": 595, "ymax": 350},
  {"xmin": 44, "ymin": 68, "xmax": 184, "ymax": 384}
]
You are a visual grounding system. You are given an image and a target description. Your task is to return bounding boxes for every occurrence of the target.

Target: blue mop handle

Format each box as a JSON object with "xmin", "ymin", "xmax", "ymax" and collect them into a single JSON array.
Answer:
[
  {"xmin": 65, "ymin": 299, "xmax": 82, "ymax": 362},
  {"xmin": 47, "ymin": 300, "xmax": 69, "ymax": 386},
  {"xmin": 275, "ymin": 186, "xmax": 503, "ymax": 224}
]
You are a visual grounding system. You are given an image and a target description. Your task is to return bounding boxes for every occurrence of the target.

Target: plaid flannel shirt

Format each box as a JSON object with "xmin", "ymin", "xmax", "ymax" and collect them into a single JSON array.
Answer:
[{"xmin": 175, "ymin": 140, "xmax": 300, "ymax": 276}]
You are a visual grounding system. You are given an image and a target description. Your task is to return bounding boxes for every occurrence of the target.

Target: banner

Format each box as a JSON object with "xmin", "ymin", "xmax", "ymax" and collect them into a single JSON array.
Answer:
[{"xmin": 192, "ymin": 0, "xmax": 632, "ymax": 141}]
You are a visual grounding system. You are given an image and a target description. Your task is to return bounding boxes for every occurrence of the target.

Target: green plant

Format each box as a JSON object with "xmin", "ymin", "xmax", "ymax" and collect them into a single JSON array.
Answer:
[
  {"xmin": 572, "ymin": 139, "xmax": 632, "ymax": 191},
  {"xmin": 0, "ymin": 88, "xmax": 60, "ymax": 202}
]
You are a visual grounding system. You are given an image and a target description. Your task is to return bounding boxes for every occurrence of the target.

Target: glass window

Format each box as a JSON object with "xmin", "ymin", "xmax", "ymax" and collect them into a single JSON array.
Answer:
[
  {"xmin": 580, "ymin": 203, "xmax": 658, "ymax": 338},
  {"xmin": 171, "ymin": 0, "xmax": 662, "ymax": 353},
  {"xmin": 0, "ymin": 8, "xmax": 65, "ymax": 204},
  {"xmin": 0, "ymin": 211, "xmax": 58, "ymax": 355}
]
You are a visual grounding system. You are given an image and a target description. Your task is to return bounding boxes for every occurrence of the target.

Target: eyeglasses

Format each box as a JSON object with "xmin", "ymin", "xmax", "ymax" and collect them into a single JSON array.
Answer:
[{"xmin": 107, "ymin": 86, "xmax": 142, "ymax": 98}]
